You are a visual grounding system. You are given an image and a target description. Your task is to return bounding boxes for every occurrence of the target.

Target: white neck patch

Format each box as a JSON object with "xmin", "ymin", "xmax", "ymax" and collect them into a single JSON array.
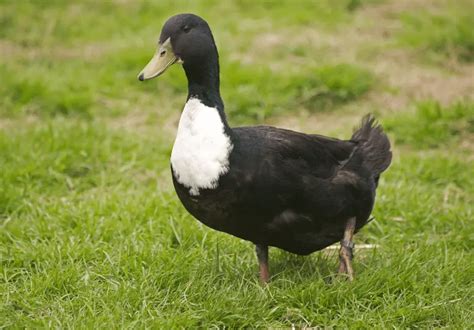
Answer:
[{"xmin": 171, "ymin": 98, "xmax": 233, "ymax": 196}]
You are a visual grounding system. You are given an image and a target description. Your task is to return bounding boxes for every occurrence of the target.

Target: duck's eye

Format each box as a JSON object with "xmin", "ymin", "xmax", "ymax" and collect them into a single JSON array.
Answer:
[{"xmin": 182, "ymin": 25, "xmax": 191, "ymax": 33}]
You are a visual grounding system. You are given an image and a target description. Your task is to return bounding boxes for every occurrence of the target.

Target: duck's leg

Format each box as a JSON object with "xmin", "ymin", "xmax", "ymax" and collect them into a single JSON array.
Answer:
[
  {"xmin": 338, "ymin": 217, "xmax": 356, "ymax": 281},
  {"xmin": 255, "ymin": 244, "xmax": 270, "ymax": 283}
]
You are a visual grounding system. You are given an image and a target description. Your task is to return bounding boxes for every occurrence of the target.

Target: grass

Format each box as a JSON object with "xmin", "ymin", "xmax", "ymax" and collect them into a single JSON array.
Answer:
[
  {"xmin": 384, "ymin": 101, "xmax": 474, "ymax": 148},
  {"xmin": 1, "ymin": 0, "xmax": 473, "ymax": 328},
  {"xmin": 223, "ymin": 62, "xmax": 374, "ymax": 121},
  {"xmin": 398, "ymin": 1, "xmax": 474, "ymax": 63}
]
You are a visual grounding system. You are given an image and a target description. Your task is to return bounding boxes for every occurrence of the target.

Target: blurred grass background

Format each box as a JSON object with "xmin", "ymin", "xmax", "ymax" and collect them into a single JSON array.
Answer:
[{"xmin": 1, "ymin": 0, "xmax": 473, "ymax": 327}]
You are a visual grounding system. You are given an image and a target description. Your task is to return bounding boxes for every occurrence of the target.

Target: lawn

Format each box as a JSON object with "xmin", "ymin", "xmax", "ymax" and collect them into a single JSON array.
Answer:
[{"xmin": 1, "ymin": 0, "xmax": 473, "ymax": 327}]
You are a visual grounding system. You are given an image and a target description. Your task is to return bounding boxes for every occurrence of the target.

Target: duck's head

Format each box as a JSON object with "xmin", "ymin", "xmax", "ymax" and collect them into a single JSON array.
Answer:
[{"xmin": 138, "ymin": 13, "xmax": 217, "ymax": 81}]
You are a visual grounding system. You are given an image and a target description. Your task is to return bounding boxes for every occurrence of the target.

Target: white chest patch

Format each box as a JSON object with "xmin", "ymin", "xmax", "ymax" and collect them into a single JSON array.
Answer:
[{"xmin": 171, "ymin": 98, "xmax": 233, "ymax": 196}]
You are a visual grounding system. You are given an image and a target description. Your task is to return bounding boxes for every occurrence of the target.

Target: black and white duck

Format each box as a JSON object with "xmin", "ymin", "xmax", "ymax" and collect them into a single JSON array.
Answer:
[{"xmin": 138, "ymin": 13, "xmax": 392, "ymax": 282}]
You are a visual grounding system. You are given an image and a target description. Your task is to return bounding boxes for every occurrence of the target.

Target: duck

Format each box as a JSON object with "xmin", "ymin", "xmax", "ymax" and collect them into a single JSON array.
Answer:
[{"xmin": 137, "ymin": 13, "xmax": 392, "ymax": 282}]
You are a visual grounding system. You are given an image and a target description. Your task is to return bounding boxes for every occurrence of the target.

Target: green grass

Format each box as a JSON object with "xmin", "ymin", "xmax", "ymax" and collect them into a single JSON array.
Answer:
[
  {"xmin": 1, "ymin": 119, "xmax": 473, "ymax": 327},
  {"xmin": 0, "ymin": 46, "xmax": 374, "ymax": 120},
  {"xmin": 0, "ymin": 0, "xmax": 376, "ymax": 121},
  {"xmin": 384, "ymin": 101, "xmax": 474, "ymax": 148},
  {"xmin": 398, "ymin": 1, "xmax": 474, "ymax": 62},
  {"xmin": 223, "ymin": 62, "xmax": 374, "ymax": 122},
  {"xmin": 1, "ymin": 0, "xmax": 473, "ymax": 328}
]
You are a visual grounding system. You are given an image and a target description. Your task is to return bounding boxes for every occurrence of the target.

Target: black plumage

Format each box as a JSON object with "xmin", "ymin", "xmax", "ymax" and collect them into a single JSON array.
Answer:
[{"xmin": 138, "ymin": 13, "xmax": 392, "ymax": 282}]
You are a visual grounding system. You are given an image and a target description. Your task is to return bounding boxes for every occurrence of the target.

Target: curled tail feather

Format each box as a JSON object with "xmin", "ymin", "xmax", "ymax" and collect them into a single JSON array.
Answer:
[{"xmin": 344, "ymin": 114, "xmax": 392, "ymax": 177}]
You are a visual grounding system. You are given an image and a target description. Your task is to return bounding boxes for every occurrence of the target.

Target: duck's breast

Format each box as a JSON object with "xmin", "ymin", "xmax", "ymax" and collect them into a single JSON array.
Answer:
[{"xmin": 171, "ymin": 98, "xmax": 233, "ymax": 196}]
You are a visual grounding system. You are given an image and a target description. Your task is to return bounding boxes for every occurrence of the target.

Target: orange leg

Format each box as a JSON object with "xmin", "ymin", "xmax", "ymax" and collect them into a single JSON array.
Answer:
[
  {"xmin": 338, "ymin": 217, "xmax": 356, "ymax": 281},
  {"xmin": 256, "ymin": 244, "xmax": 269, "ymax": 283}
]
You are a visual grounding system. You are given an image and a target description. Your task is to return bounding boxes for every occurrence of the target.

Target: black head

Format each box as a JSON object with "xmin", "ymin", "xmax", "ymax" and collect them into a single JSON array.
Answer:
[
  {"xmin": 138, "ymin": 14, "xmax": 218, "ymax": 81},
  {"xmin": 161, "ymin": 14, "xmax": 217, "ymax": 65}
]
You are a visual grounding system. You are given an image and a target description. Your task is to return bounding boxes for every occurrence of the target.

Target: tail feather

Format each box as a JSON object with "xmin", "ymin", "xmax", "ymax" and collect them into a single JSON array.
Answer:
[{"xmin": 347, "ymin": 114, "xmax": 392, "ymax": 176}]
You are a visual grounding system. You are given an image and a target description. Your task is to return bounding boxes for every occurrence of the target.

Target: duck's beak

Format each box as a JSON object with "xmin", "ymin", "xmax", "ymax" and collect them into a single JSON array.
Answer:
[{"xmin": 138, "ymin": 38, "xmax": 177, "ymax": 81}]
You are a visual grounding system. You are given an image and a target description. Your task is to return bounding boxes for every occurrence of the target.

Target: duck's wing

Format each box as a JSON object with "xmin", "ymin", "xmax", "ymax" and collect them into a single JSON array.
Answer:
[
  {"xmin": 232, "ymin": 126, "xmax": 357, "ymax": 179},
  {"xmin": 229, "ymin": 125, "xmax": 362, "ymax": 235}
]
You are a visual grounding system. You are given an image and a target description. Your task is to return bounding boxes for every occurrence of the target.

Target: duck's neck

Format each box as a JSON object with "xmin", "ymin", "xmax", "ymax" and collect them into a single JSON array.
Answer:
[{"xmin": 183, "ymin": 52, "xmax": 230, "ymax": 131}]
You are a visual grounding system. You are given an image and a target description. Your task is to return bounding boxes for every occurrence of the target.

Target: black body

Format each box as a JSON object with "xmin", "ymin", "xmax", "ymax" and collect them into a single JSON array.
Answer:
[
  {"xmin": 173, "ymin": 122, "xmax": 390, "ymax": 255},
  {"xmin": 161, "ymin": 14, "xmax": 392, "ymax": 255}
]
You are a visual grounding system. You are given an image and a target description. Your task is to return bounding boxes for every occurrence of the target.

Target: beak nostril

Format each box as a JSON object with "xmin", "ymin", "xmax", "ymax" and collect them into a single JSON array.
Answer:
[{"xmin": 160, "ymin": 50, "xmax": 166, "ymax": 57}]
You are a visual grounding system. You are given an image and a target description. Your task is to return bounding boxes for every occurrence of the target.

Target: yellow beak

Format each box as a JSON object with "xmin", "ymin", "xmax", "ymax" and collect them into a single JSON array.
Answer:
[{"xmin": 138, "ymin": 38, "xmax": 177, "ymax": 81}]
